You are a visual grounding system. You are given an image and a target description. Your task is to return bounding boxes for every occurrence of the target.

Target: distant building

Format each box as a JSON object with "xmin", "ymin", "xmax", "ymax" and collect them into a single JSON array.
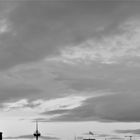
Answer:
[
  {"xmin": 0, "ymin": 132, "xmax": 2, "ymax": 140},
  {"xmin": 83, "ymin": 131, "xmax": 95, "ymax": 140}
]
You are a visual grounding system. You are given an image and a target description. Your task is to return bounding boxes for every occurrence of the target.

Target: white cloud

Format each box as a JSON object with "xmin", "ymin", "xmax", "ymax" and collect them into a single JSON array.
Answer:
[
  {"xmin": 1, "ymin": 95, "xmax": 89, "ymax": 120},
  {"xmin": 34, "ymin": 95, "xmax": 88, "ymax": 113},
  {"xmin": 3, "ymin": 99, "xmax": 28, "ymax": 111},
  {"xmin": 0, "ymin": 19, "xmax": 11, "ymax": 34},
  {"xmin": 47, "ymin": 19, "xmax": 140, "ymax": 65}
]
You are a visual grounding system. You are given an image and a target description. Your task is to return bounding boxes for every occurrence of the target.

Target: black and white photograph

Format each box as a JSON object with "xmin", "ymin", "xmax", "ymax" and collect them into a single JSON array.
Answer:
[{"xmin": 0, "ymin": 1, "xmax": 139, "ymax": 140}]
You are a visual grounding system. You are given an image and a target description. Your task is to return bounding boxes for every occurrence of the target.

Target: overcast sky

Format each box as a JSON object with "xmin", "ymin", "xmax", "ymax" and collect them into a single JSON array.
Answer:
[{"xmin": 1, "ymin": 0, "xmax": 140, "ymax": 140}]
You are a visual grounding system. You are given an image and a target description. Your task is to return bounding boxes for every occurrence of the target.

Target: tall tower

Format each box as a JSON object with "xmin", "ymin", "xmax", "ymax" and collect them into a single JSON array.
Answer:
[{"xmin": 33, "ymin": 121, "xmax": 41, "ymax": 140}]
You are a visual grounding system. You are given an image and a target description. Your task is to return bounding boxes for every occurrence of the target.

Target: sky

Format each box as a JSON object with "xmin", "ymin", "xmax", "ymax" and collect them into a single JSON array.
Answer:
[{"xmin": 1, "ymin": 0, "xmax": 140, "ymax": 140}]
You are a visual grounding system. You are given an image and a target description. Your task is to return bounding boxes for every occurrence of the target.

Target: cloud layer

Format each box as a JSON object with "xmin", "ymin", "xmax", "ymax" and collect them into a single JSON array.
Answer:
[
  {"xmin": 116, "ymin": 129, "xmax": 140, "ymax": 135},
  {"xmin": 0, "ymin": 0, "xmax": 140, "ymax": 126}
]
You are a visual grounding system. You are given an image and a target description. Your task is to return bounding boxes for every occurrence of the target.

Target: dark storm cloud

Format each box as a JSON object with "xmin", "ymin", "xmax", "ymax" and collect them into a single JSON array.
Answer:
[
  {"xmin": 54, "ymin": 62, "xmax": 140, "ymax": 93},
  {"xmin": 28, "ymin": 60, "xmax": 140, "ymax": 123},
  {"xmin": 0, "ymin": 85, "xmax": 42, "ymax": 103},
  {"xmin": 0, "ymin": 0, "xmax": 140, "ymax": 124},
  {"xmin": 0, "ymin": 0, "xmax": 136, "ymax": 70}
]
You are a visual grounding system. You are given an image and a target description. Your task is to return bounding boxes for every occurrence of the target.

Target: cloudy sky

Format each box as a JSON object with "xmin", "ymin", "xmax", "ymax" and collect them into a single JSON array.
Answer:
[{"xmin": 1, "ymin": 0, "xmax": 140, "ymax": 140}]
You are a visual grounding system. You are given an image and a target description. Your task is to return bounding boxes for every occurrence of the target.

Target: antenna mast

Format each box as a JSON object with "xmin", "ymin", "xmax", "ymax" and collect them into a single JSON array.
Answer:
[{"xmin": 33, "ymin": 121, "xmax": 41, "ymax": 140}]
